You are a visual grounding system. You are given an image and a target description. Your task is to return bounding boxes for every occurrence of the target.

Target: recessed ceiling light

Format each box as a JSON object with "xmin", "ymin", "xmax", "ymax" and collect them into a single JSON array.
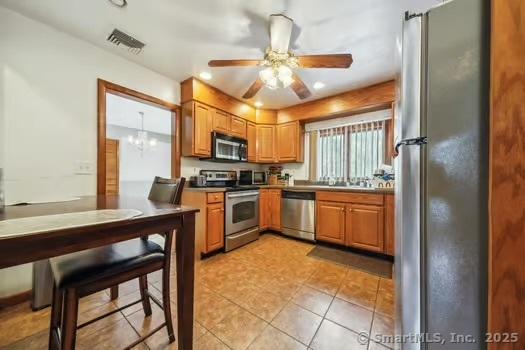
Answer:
[
  {"xmin": 199, "ymin": 71, "xmax": 212, "ymax": 80},
  {"xmin": 108, "ymin": 0, "xmax": 127, "ymax": 8},
  {"xmin": 313, "ymin": 81, "xmax": 325, "ymax": 90},
  {"xmin": 254, "ymin": 101, "xmax": 263, "ymax": 108}
]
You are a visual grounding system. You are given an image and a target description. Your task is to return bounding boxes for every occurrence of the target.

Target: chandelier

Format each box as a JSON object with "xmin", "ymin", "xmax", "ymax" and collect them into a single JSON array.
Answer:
[{"xmin": 127, "ymin": 112, "xmax": 157, "ymax": 154}]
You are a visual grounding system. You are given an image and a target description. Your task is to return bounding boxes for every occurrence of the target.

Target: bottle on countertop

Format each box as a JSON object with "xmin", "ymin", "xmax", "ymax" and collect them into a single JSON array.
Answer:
[{"xmin": 288, "ymin": 174, "xmax": 294, "ymax": 187}]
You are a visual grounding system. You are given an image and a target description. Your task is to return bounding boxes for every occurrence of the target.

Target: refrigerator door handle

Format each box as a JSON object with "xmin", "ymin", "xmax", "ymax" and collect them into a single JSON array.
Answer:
[{"xmin": 394, "ymin": 136, "xmax": 428, "ymax": 154}]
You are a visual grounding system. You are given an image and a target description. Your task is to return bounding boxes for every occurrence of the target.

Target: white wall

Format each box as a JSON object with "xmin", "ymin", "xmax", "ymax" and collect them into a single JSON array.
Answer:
[
  {"xmin": 0, "ymin": 7, "xmax": 180, "ymax": 297},
  {"xmin": 107, "ymin": 125, "xmax": 172, "ymax": 197}
]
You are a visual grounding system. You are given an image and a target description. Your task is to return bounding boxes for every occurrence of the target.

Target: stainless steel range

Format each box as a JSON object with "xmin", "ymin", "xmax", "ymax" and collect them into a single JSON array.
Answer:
[
  {"xmin": 199, "ymin": 170, "xmax": 260, "ymax": 251},
  {"xmin": 225, "ymin": 188, "xmax": 259, "ymax": 251}
]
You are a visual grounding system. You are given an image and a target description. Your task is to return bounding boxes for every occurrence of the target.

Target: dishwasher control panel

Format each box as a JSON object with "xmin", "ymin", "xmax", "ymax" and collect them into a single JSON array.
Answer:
[{"xmin": 281, "ymin": 191, "xmax": 316, "ymax": 200}]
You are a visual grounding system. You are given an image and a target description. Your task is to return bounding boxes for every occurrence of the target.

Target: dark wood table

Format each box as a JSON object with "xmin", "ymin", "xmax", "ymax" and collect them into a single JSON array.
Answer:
[{"xmin": 0, "ymin": 195, "xmax": 199, "ymax": 350}]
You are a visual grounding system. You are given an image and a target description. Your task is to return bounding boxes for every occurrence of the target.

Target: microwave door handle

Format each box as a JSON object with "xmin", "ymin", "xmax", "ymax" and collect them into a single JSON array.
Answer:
[{"xmin": 239, "ymin": 144, "xmax": 247, "ymax": 161}]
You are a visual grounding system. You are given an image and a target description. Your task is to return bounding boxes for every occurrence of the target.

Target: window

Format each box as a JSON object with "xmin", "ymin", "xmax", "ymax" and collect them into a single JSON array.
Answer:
[{"xmin": 306, "ymin": 110, "xmax": 391, "ymax": 182}]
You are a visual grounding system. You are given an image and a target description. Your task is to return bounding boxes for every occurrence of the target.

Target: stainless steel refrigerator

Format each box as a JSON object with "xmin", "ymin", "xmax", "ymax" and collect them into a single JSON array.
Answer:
[{"xmin": 396, "ymin": 0, "xmax": 490, "ymax": 348}]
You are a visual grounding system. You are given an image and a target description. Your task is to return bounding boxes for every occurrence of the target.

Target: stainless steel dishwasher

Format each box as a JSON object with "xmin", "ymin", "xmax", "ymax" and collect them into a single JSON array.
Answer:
[{"xmin": 281, "ymin": 190, "xmax": 316, "ymax": 242}]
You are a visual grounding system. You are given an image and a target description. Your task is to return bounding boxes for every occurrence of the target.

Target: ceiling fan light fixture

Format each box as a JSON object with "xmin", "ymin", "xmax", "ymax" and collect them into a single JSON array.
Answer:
[
  {"xmin": 259, "ymin": 67, "xmax": 277, "ymax": 89},
  {"xmin": 259, "ymin": 65, "xmax": 294, "ymax": 90}
]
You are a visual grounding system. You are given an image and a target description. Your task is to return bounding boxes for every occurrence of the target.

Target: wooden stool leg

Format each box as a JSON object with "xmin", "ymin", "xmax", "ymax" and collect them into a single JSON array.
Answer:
[
  {"xmin": 60, "ymin": 288, "xmax": 79, "ymax": 350},
  {"xmin": 48, "ymin": 284, "xmax": 63, "ymax": 350},
  {"xmin": 162, "ymin": 265, "xmax": 175, "ymax": 343},
  {"xmin": 139, "ymin": 275, "xmax": 152, "ymax": 316},
  {"xmin": 109, "ymin": 285, "xmax": 119, "ymax": 300}
]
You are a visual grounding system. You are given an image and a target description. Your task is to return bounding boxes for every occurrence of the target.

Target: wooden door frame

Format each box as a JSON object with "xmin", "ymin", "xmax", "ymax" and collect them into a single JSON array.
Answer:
[{"xmin": 97, "ymin": 79, "xmax": 181, "ymax": 195}]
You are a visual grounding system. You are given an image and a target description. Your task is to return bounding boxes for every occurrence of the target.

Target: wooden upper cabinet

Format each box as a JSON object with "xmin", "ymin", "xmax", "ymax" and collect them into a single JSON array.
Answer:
[
  {"xmin": 277, "ymin": 121, "xmax": 303, "ymax": 162},
  {"xmin": 206, "ymin": 202, "xmax": 224, "ymax": 253},
  {"xmin": 269, "ymin": 189, "xmax": 281, "ymax": 230},
  {"xmin": 385, "ymin": 194, "xmax": 395, "ymax": 255},
  {"xmin": 182, "ymin": 101, "xmax": 212, "ymax": 157},
  {"xmin": 181, "ymin": 77, "xmax": 256, "ymax": 122},
  {"xmin": 316, "ymin": 201, "xmax": 346, "ymax": 244},
  {"xmin": 247, "ymin": 122, "xmax": 257, "ymax": 162},
  {"xmin": 347, "ymin": 204, "xmax": 384, "ymax": 252},
  {"xmin": 212, "ymin": 109, "xmax": 230, "ymax": 134},
  {"xmin": 256, "ymin": 124, "xmax": 276, "ymax": 163},
  {"xmin": 230, "ymin": 116, "xmax": 247, "ymax": 139}
]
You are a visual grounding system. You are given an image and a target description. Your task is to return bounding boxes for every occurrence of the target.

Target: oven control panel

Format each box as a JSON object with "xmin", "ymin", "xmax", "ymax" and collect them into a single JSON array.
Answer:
[{"xmin": 200, "ymin": 170, "xmax": 237, "ymax": 182}]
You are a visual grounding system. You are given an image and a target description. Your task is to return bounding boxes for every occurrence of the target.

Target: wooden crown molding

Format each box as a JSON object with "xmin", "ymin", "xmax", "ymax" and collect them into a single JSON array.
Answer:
[{"xmin": 181, "ymin": 77, "xmax": 395, "ymax": 126}]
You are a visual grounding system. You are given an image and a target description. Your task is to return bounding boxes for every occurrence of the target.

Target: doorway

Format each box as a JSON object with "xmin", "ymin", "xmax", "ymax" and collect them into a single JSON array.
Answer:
[{"xmin": 97, "ymin": 80, "xmax": 180, "ymax": 196}]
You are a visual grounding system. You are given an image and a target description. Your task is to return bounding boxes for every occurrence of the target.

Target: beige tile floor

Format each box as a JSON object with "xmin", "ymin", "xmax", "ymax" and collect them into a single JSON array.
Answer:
[{"xmin": 0, "ymin": 234, "xmax": 396, "ymax": 350}]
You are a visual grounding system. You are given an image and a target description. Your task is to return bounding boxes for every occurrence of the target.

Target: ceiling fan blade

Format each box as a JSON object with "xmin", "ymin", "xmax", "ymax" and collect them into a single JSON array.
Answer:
[
  {"xmin": 269, "ymin": 14, "xmax": 293, "ymax": 53},
  {"xmin": 296, "ymin": 54, "xmax": 353, "ymax": 68},
  {"xmin": 242, "ymin": 78, "xmax": 264, "ymax": 99},
  {"xmin": 290, "ymin": 72, "xmax": 311, "ymax": 99},
  {"xmin": 208, "ymin": 59, "xmax": 263, "ymax": 67}
]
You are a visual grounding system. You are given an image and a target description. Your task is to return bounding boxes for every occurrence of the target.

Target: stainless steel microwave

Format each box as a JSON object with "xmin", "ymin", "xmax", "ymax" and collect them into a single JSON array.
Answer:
[
  {"xmin": 253, "ymin": 171, "xmax": 267, "ymax": 185},
  {"xmin": 239, "ymin": 170, "xmax": 267, "ymax": 185},
  {"xmin": 210, "ymin": 132, "xmax": 247, "ymax": 162}
]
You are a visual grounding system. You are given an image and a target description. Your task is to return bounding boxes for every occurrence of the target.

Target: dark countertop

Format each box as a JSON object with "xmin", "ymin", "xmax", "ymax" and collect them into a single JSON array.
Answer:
[
  {"xmin": 259, "ymin": 184, "xmax": 395, "ymax": 194},
  {"xmin": 184, "ymin": 187, "xmax": 227, "ymax": 193},
  {"xmin": 185, "ymin": 185, "xmax": 394, "ymax": 194}
]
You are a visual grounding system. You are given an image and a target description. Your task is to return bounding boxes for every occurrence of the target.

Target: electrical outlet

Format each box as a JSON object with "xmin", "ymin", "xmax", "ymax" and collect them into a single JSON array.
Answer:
[{"xmin": 75, "ymin": 161, "xmax": 94, "ymax": 175}]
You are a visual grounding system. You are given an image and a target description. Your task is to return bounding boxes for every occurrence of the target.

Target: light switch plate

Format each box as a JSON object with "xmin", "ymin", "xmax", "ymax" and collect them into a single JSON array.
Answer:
[{"xmin": 75, "ymin": 161, "xmax": 94, "ymax": 175}]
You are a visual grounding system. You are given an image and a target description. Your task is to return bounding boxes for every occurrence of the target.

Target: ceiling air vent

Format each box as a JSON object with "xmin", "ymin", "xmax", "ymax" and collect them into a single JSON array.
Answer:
[{"xmin": 107, "ymin": 29, "xmax": 145, "ymax": 54}]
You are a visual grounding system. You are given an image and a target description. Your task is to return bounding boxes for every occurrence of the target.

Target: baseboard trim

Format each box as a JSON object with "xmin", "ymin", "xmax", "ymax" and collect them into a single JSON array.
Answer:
[{"xmin": 0, "ymin": 290, "xmax": 31, "ymax": 309}]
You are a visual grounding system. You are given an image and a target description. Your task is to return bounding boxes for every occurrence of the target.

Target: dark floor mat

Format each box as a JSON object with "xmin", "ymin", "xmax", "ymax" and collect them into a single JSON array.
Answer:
[{"xmin": 307, "ymin": 245, "xmax": 393, "ymax": 278}]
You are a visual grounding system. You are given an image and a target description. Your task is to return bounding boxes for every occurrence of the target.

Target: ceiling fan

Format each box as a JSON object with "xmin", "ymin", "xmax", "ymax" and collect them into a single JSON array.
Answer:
[{"xmin": 208, "ymin": 14, "xmax": 353, "ymax": 100}]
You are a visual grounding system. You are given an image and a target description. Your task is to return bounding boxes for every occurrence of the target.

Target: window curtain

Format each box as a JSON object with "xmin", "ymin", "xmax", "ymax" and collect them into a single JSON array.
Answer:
[{"xmin": 307, "ymin": 119, "xmax": 388, "ymax": 182}]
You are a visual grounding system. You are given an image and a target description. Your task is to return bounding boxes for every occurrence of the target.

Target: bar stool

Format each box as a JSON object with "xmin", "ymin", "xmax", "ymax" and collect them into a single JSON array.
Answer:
[{"xmin": 48, "ymin": 177, "xmax": 185, "ymax": 350}]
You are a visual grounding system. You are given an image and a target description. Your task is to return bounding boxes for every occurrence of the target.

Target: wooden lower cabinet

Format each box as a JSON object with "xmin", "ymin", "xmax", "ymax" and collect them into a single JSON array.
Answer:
[
  {"xmin": 385, "ymin": 194, "xmax": 395, "ymax": 255},
  {"xmin": 346, "ymin": 204, "xmax": 384, "ymax": 252},
  {"xmin": 206, "ymin": 202, "xmax": 224, "ymax": 253},
  {"xmin": 315, "ymin": 191, "xmax": 392, "ymax": 255},
  {"xmin": 259, "ymin": 189, "xmax": 271, "ymax": 230},
  {"xmin": 259, "ymin": 189, "xmax": 281, "ymax": 231},
  {"xmin": 269, "ymin": 189, "xmax": 281, "ymax": 231},
  {"xmin": 316, "ymin": 201, "xmax": 346, "ymax": 244},
  {"xmin": 182, "ymin": 190, "xmax": 225, "ymax": 256}
]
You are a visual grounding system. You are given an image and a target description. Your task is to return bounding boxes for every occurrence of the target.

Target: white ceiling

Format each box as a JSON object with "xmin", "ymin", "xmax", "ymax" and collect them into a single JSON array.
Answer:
[
  {"xmin": 0, "ymin": 0, "xmax": 441, "ymax": 109},
  {"xmin": 106, "ymin": 93, "xmax": 172, "ymax": 135}
]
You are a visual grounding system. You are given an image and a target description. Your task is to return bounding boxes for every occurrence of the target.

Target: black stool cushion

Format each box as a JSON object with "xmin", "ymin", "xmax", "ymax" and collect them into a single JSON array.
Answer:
[{"xmin": 50, "ymin": 239, "xmax": 164, "ymax": 289}]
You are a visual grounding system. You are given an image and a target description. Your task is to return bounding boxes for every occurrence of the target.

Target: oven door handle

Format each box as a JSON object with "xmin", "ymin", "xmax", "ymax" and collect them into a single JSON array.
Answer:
[{"xmin": 227, "ymin": 192, "xmax": 259, "ymax": 198}]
